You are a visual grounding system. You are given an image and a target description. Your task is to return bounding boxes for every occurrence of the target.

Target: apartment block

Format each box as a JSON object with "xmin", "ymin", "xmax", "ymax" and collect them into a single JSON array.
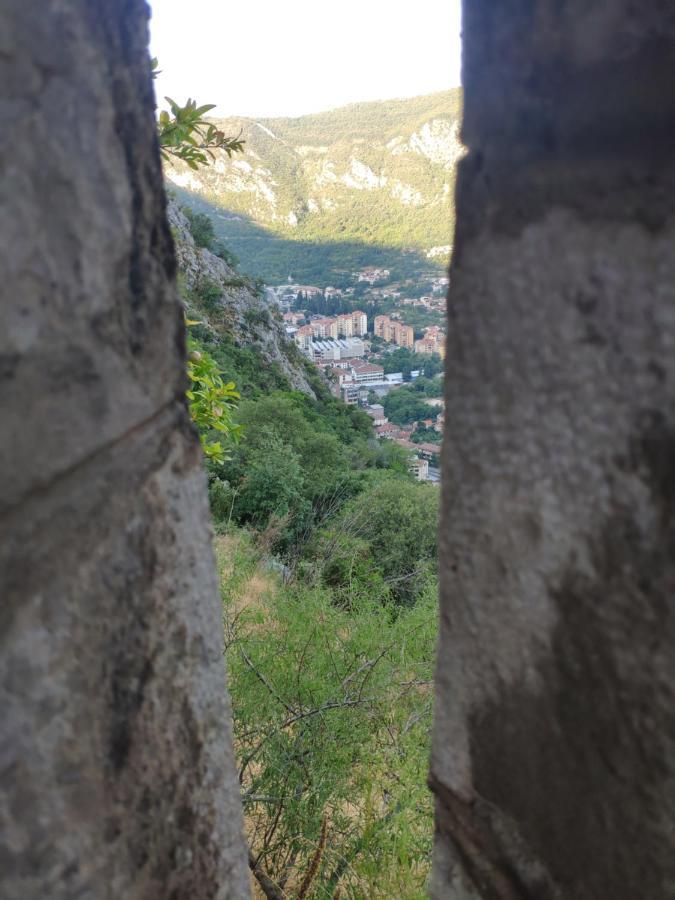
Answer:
[
  {"xmin": 414, "ymin": 325, "xmax": 446, "ymax": 358},
  {"xmin": 311, "ymin": 317, "xmax": 339, "ymax": 339},
  {"xmin": 294, "ymin": 325, "xmax": 314, "ymax": 350},
  {"xmin": 374, "ymin": 315, "xmax": 414, "ymax": 348}
]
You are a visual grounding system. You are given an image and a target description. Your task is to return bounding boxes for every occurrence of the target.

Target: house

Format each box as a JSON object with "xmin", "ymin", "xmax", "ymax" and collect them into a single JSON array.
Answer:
[
  {"xmin": 356, "ymin": 267, "xmax": 390, "ymax": 284},
  {"xmin": 393, "ymin": 439, "xmax": 418, "ymax": 452},
  {"xmin": 415, "ymin": 443, "xmax": 441, "ymax": 462},
  {"xmin": 408, "ymin": 457, "xmax": 430, "ymax": 481},
  {"xmin": 365, "ymin": 404, "xmax": 387, "ymax": 426},
  {"xmin": 283, "ymin": 311, "xmax": 306, "ymax": 325},
  {"xmin": 324, "ymin": 366, "xmax": 352, "ymax": 386},
  {"xmin": 375, "ymin": 422, "xmax": 402, "ymax": 439}
]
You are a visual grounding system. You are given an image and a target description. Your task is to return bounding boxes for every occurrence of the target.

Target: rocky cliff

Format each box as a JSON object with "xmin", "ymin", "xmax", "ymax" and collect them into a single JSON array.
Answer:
[{"xmin": 167, "ymin": 200, "xmax": 316, "ymax": 397}]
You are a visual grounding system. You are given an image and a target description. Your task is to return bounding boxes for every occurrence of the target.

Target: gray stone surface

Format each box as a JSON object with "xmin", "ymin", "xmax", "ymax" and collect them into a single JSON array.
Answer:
[
  {"xmin": 0, "ymin": 2, "xmax": 249, "ymax": 897},
  {"xmin": 432, "ymin": 2, "xmax": 675, "ymax": 898}
]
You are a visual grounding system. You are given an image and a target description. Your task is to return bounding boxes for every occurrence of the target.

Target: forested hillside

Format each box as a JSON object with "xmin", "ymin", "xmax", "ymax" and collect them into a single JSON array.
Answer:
[
  {"xmin": 176, "ymin": 199, "xmax": 440, "ymax": 895},
  {"xmin": 165, "ymin": 90, "xmax": 462, "ymax": 283}
]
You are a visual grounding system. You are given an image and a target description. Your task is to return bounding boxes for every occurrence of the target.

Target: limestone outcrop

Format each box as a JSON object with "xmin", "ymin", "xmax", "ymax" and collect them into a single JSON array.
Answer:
[{"xmin": 167, "ymin": 200, "xmax": 316, "ymax": 397}]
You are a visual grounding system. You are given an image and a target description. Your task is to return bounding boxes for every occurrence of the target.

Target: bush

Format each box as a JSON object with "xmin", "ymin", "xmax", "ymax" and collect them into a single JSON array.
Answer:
[
  {"xmin": 331, "ymin": 479, "xmax": 439, "ymax": 605},
  {"xmin": 214, "ymin": 243, "xmax": 239, "ymax": 268},
  {"xmin": 208, "ymin": 477, "xmax": 235, "ymax": 524},
  {"xmin": 219, "ymin": 533, "xmax": 437, "ymax": 898},
  {"xmin": 243, "ymin": 306, "xmax": 271, "ymax": 328},
  {"xmin": 194, "ymin": 277, "xmax": 223, "ymax": 314},
  {"xmin": 183, "ymin": 206, "xmax": 216, "ymax": 249}
]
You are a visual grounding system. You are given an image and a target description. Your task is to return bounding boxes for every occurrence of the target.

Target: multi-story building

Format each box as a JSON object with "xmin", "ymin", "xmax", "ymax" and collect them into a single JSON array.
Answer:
[
  {"xmin": 350, "ymin": 362, "xmax": 385, "ymax": 384},
  {"xmin": 332, "ymin": 310, "xmax": 367, "ymax": 338},
  {"xmin": 398, "ymin": 324, "xmax": 415, "ymax": 348},
  {"xmin": 282, "ymin": 311, "xmax": 306, "ymax": 326},
  {"xmin": 294, "ymin": 325, "xmax": 314, "ymax": 350},
  {"xmin": 340, "ymin": 383, "xmax": 362, "ymax": 405},
  {"xmin": 373, "ymin": 315, "xmax": 388, "ymax": 340},
  {"xmin": 310, "ymin": 339, "xmax": 366, "ymax": 361},
  {"xmin": 374, "ymin": 315, "xmax": 414, "ymax": 348},
  {"xmin": 351, "ymin": 310, "xmax": 368, "ymax": 336},
  {"xmin": 408, "ymin": 457, "xmax": 430, "ymax": 481},
  {"xmin": 335, "ymin": 314, "xmax": 354, "ymax": 337},
  {"xmin": 311, "ymin": 317, "xmax": 339, "ymax": 339},
  {"xmin": 414, "ymin": 325, "xmax": 446, "ymax": 358},
  {"xmin": 336, "ymin": 361, "xmax": 385, "ymax": 404},
  {"xmin": 414, "ymin": 337, "xmax": 437, "ymax": 355}
]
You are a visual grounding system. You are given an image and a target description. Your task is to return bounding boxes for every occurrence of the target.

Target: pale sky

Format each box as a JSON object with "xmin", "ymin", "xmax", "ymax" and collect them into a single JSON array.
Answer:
[{"xmin": 148, "ymin": 0, "xmax": 462, "ymax": 118}]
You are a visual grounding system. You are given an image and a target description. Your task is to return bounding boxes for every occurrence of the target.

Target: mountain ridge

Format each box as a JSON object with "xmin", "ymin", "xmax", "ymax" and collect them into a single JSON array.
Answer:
[{"xmin": 165, "ymin": 90, "xmax": 462, "ymax": 283}]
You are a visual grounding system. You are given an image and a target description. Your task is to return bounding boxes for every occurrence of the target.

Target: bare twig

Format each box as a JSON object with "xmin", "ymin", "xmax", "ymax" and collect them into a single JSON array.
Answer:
[
  {"xmin": 296, "ymin": 815, "xmax": 328, "ymax": 899},
  {"xmin": 249, "ymin": 849, "xmax": 287, "ymax": 900},
  {"xmin": 241, "ymin": 648, "xmax": 296, "ymax": 715}
]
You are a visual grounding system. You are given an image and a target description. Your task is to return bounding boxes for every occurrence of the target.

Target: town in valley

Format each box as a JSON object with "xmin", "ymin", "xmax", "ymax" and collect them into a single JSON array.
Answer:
[{"xmin": 267, "ymin": 264, "xmax": 449, "ymax": 482}]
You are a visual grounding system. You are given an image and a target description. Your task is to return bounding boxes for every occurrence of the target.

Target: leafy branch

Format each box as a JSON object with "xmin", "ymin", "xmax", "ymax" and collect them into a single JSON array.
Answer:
[
  {"xmin": 186, "ymin": 329, "xmax": 242, "ymax": 464},
  {"xmin": 153, "ymin": 57, "xmax": 244, "ymax": 169}
]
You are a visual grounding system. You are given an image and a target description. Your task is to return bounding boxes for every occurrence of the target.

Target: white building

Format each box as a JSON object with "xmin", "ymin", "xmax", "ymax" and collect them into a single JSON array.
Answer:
[
  {"xmin": 349, "ymin": 362, "xmax": 385, "ymax": 384},
  {"xmin": 408, "ymin": 457, "xmax": 430, "ymax": 481},
  {"xmin": 310, "ymin": 338, "xmax": 366, "ymax": 361}
]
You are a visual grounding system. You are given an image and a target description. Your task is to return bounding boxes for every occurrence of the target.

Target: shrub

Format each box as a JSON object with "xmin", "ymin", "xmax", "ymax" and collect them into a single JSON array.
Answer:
[
  {"xmin": 219, "ymin": 534, "xmax": 437, "ymax": 898},
  {"xmin": 183, "ymin": 206, "xmax": 216, "ymax": 249},
  {"xmin": 194, "ymin": 277, "xmax": 223, "ymax": 314}
]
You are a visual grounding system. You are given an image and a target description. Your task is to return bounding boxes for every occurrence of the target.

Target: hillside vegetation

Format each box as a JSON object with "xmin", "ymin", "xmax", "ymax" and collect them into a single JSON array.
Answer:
[
  {"xmin": 165, "ymin": 90, "xmax": 462, "ymax": 283},
  {"xmin": 176, "ymin": 195, "xmax": 440, "ymax": 894},
  {"xmin": 218, "ymin": 531, "xmax": 436, "ymax": 898}
]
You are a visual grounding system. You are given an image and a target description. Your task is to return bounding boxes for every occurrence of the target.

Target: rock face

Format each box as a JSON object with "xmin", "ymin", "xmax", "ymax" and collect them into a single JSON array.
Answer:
[
  {"xmin": 167, "ymin": 201, "xmax": 316, "ymax": 397},
  {"xmin": 432, "ymin": 3, "xmax": 675, "ymax": 899},
  {"xmin": 0, "ymin": 2, "xmax": 249, "ymax": 898}
]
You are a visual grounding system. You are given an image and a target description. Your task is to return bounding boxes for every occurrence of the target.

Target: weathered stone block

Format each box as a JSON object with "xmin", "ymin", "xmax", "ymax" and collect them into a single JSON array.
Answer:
[{"xmin": 0, "ymin": 2, "xmax": 249, "ymax": 897}]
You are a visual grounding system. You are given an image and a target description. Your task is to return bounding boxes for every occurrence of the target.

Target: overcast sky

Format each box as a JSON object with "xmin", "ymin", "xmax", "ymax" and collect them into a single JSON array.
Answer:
[{"xmin": 148, "ymin": 0, "xmax": 462, "ymax": 118}]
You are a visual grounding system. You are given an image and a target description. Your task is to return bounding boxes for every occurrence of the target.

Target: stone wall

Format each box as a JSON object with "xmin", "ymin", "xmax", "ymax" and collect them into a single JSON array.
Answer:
[
  {"xmin": 0, "ymin": 2, "xmax": 249, "ymax": 897},
  {"xmin": 431, "ymin": 3, "xmax": 675, "ymax": 898}
]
